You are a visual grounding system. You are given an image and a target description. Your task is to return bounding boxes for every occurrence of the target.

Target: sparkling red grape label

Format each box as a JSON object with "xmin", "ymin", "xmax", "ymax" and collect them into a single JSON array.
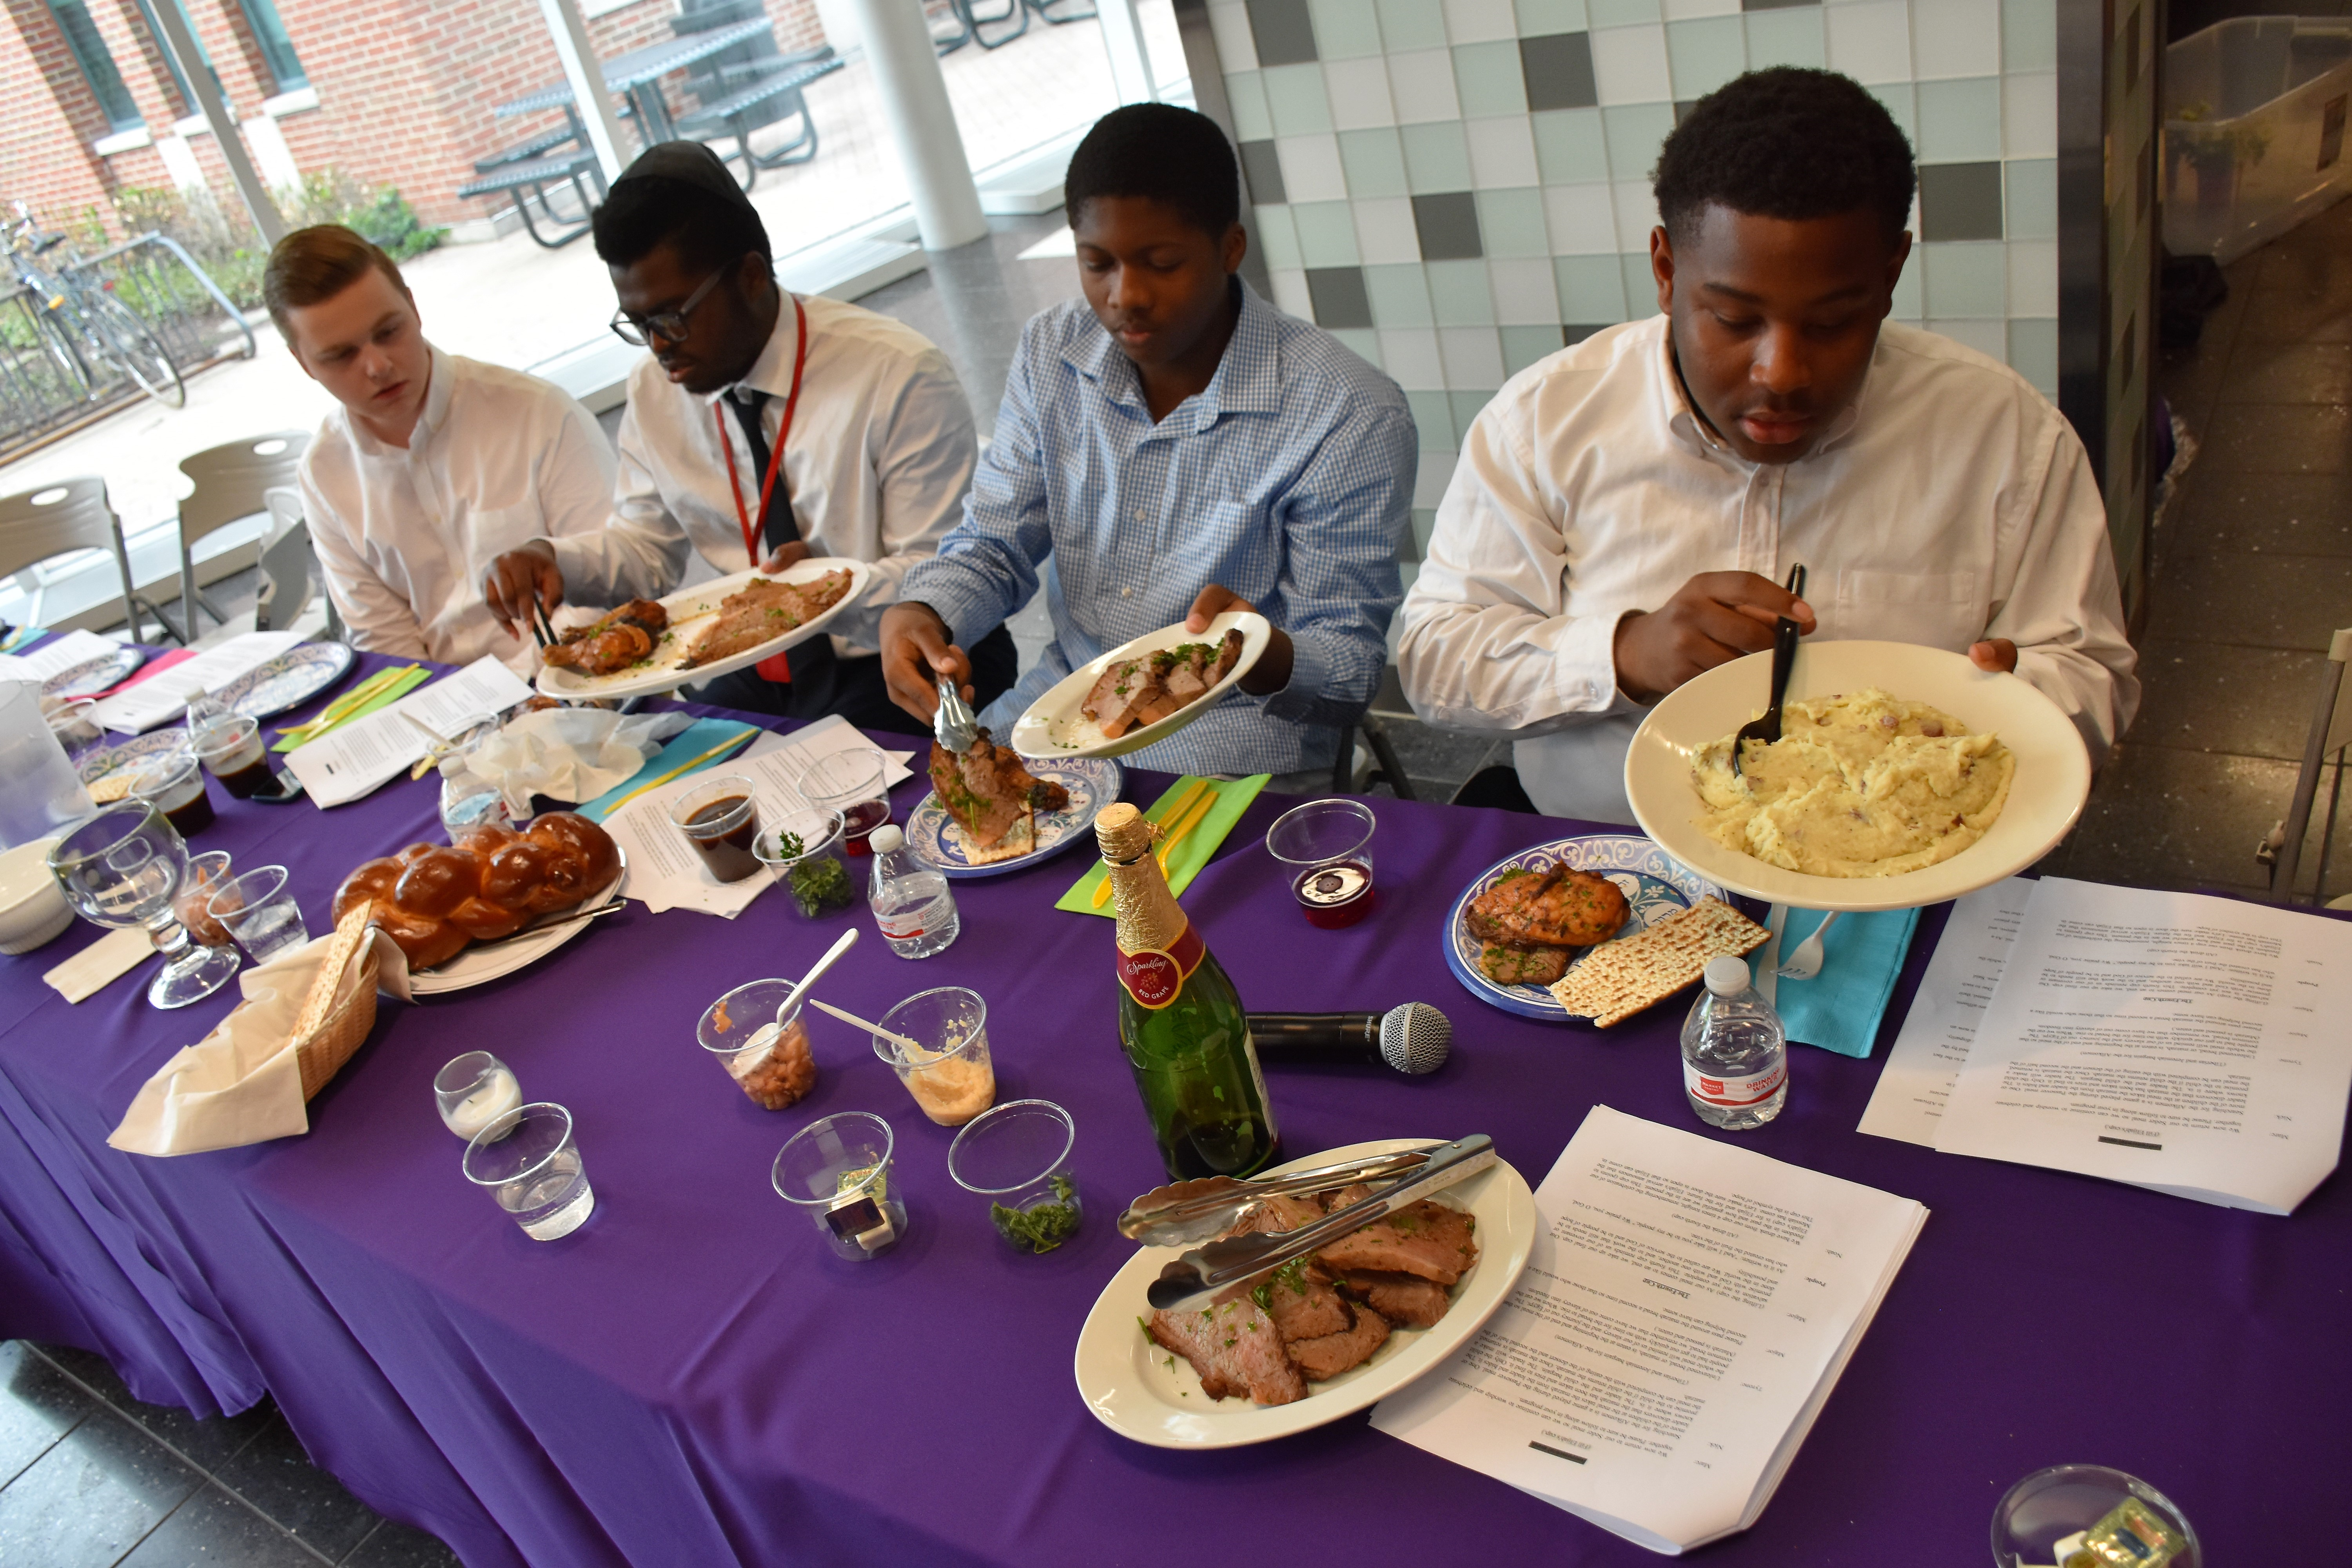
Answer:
[{"xmin": 1115, "ymin": 920, "xmax": 1205, "ymax": 1010}]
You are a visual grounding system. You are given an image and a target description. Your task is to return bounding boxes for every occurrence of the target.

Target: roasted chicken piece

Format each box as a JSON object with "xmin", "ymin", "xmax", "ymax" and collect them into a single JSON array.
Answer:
[
  {"xmin": 681, "ymin": 570, "xmax": 853, "ymax": 668},
  {"xmin": 1465, "ymin": 865, "xmax": 1630, "ymax": 949},
  {"xmin": 543, "ymin": 598, "xmax": 669, "ymax": 676},
  {"xmin": 1082, "ymin": 629, "xmax": 1246, "ymax": 737},
  {"xmin": 927, "ymin": 729, "xmax": 1069, "ymax": 853}
]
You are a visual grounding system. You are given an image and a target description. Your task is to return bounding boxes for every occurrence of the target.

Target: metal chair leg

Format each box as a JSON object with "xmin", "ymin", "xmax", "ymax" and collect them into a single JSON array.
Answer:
[{"xmin": 1361, "ymin": 713, "xmax": 1416, "ymax": 801}]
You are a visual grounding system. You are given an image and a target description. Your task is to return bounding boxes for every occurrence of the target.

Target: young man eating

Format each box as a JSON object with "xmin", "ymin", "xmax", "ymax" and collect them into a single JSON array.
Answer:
[
  {"xmin": 878, "ymin": 104, "xmax": 1416, "ymax": 784},
  {"xmin": 1396, "ymin": 68, "xmax": 2138, "ymax": 823},
  {"xmin": 482, "ymin": 141, "xmax": 1012, "ymax": 732},
  {"xmin": 271, "ymin": 225, "xmax": 616, "ymax": 672}
]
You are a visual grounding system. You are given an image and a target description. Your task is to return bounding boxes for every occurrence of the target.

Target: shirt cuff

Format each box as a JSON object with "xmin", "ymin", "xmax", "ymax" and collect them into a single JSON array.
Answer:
[
  {"xmin": 1258, "ymin": 627, "xmax": 1332, "ymax": 725},
  {"xmin": 899, "ymin": 559, "xmax": 1004, "ymax": 650},
  {"xmin": 1564, "ymin": 608, "xmax": 1646, "ymax": 717}
]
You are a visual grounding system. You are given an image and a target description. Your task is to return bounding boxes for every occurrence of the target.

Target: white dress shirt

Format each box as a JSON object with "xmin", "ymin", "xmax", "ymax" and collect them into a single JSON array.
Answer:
[
  {"xmin": 300, "ymin": 345, "xmax": 616, "ymax": 673},
  {"xmin": 546, "ymin": 293, "xmax": 977, "ymax": 659},
  {"xmin": 1397, "ymin": 316, "xmax": 2140, "ymax": 824}
]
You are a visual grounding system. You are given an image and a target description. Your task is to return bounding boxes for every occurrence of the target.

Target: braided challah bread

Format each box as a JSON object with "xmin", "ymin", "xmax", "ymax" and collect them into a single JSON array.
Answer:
[{"xmin": 332, "ymin": 812, "xmax": 620, "ymax": 971}]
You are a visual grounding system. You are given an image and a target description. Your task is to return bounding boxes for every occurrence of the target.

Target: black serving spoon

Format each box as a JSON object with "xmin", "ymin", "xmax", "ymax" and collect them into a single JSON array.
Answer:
[{"xmin": 1731, "ymin": 563, "xmax": 1808, "ymax": 778}]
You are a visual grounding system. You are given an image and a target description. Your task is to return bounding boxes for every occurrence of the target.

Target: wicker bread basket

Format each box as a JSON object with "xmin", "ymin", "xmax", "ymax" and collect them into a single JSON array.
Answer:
[{"xmin": 293, "ymin": 949, "xmax": 380, "ymax": 1101}]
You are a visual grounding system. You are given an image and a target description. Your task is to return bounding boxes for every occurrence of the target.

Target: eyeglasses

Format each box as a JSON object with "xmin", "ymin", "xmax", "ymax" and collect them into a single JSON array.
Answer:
[{"xmin": 609, "ymin": 266, "xmax": 728, "ymax": 347}]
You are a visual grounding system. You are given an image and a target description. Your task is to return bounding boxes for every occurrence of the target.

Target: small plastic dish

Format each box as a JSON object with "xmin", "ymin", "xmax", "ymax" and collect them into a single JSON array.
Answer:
[
  {"xmin": 948, "ymin": 1099, "xmax": 1080, "ymax": 1254},
  {"xmin": 752, "ymin": 805, "xmax": 854, "ymax": 918},
  {"xmin": 0, "ymin": 837, "xmax": 73, "ymax": 955},
  {"xmin": 1989, "ymin": 1464, "xmax": 2199, "ymax": 1568}
]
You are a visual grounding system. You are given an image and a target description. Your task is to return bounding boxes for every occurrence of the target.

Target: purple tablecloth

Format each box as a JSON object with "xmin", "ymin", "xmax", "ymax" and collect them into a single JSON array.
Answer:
[{"xmin": 2, "ymin": 650, "xmax": 2343, "ymax": 1565}]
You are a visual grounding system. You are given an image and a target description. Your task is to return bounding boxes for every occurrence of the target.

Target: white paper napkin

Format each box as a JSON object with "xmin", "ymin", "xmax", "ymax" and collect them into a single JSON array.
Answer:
[
  {"xmin": 440, "ymin": 707, "xmax": 692, "ymax": 818},
  {"xmin": 44, "ymin": 926, "xmax": 154, "ymax": 1003},
  {"xmin": 108, "ymin": 927, "xmax": 410, "ymax": 1156}
]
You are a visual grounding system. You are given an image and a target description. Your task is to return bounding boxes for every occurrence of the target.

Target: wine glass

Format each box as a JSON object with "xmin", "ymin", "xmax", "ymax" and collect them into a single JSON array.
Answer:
[{"xmin": 46, "ymin": 802, "xmax": 241, "ymax": 1009}]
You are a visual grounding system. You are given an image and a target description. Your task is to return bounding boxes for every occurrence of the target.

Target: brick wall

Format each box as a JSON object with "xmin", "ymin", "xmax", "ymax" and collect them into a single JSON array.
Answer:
[{"xmin": 0, "ymin": 0, "xmax": 829, "ymax": 240}]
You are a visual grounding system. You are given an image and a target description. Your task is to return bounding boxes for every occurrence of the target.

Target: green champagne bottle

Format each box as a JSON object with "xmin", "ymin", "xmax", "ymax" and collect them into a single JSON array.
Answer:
[{"xmin": 1097, "ymin": 802, "xmax": 1280, "ymax": 1180}]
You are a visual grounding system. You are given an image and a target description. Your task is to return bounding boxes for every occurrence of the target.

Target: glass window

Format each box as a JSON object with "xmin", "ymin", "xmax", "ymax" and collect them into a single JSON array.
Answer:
[
  {"xmin": 132, "ymin": 0, "xmax": 220, "ymax": 115},
  {"xmin": 235, "ymin": 0, "xmax": 305, "ymax": 92},
  {"xmin": 46, "ymin": 0, "xmax": 142, "ymax": 133}
]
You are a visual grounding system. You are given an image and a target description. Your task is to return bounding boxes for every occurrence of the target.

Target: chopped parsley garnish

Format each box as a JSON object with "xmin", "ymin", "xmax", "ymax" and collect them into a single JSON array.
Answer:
[{"xmin": 990, "ymin": 1174, "xmax": 1080, "ymax": 1253}]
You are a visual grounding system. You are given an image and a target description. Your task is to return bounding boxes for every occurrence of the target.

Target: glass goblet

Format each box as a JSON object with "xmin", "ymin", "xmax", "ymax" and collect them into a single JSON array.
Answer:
[{"xmin": 46, "ymin": 802, "xmax": 241, "ymax": 1009}]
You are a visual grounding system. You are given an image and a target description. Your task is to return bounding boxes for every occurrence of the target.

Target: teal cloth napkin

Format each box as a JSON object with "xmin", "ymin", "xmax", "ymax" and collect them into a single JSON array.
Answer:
[
  {"xmin": 575, "ymin": 718, "xmax": 759, "ymax": 821},
  {"xmin": 1771, "ymin": 906, "xmax": 1922, "ymax": 1059}
]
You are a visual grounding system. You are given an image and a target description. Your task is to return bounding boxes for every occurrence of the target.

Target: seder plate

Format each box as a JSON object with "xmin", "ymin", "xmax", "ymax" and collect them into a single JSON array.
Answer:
[
  {"xmin": 76, "ymin": 728, "xmax": 189, "ymax": 787},
  {"xmin": 40, "ymin": 646, "xmax": 144, "ymax": 701},
  {"xmin": 903, "ymin": 756, "xmax": 1122, "ymax": 880},
  {"xmin": 211, "ymin": 641, "xmax": 358, "ymax": 722},
  {"xmin": 1073, "ymin": 1138, "xmax": 1535, "ymax": 1449},
  {"xmin": 1442, "ymin": 835, "xmax": 1729, "ymax": 1023}
]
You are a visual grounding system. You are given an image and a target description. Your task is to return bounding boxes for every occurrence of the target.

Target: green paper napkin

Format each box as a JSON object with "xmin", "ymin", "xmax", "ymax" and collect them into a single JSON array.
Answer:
[
  {"xmin": 273, "ymin": 664, "xmax": 429, "ymax": 751},
  {"xmin": 1056, "ymin": 774, "xmax": 1271, "ymax": 916}
]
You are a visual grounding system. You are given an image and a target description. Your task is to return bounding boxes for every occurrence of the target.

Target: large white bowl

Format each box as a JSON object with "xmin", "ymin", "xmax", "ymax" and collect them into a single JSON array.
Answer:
[
  {"xmin": 0, "ymin": 838, "xmax": 74, "ymax": 955},
  {"xmin": 1623, "ymin": 639, "xmax": 2091, "ymax": 913}
]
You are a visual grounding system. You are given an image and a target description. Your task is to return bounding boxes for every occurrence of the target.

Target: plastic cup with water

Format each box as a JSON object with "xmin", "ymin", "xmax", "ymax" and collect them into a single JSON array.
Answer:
[
  {"xmin": 463, "ymin": 1102, "xmax": 593, "ymax": 1240},
  {"xmin": 206, "ymin": 864, "xmax": 309, "ymax": 963}
]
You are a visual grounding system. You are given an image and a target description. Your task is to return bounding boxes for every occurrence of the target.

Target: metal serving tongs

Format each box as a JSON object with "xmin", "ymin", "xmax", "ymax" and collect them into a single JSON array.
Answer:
[
  {"xmin": 1143, "ymin": 1135, "xmax": 1496, "ymax": 1312},
  {"xmin": 1118, "ymin": 1143, "xmax": 1441, "ymax": 1246},
  {"xmin": 934, "ymin": 674, "xmax": 978, "ymax": 755}
]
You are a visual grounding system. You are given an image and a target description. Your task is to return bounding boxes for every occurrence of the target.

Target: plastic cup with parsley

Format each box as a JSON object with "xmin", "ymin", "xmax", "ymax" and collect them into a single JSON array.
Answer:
[
  {"xmin": 753, "ymin": 805, "xmax": 855, "ymax": 918},
  {"xmin": 947, "ymin": 1099, "xmax": 1081, "ymax": 1255}
]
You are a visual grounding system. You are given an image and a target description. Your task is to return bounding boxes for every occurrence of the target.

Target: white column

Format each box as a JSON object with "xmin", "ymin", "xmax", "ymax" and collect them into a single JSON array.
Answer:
[
  {"xmin": 1097, "ymin": 0, "xmax": 1158, "ymax": 105},
  {"xmin": 846, "ymin": 0, "xmax": 988, "ymax": 251},
  {"xmin": 535, "ymin": 0, "xmax": 632, "ymax": 183},
  {"xmin": 141, "ymin": 0, "xmax": 283, "ymax": 245}
]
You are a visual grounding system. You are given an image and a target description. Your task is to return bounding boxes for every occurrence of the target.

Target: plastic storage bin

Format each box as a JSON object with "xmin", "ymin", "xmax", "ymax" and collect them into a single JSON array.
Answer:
[{"xmin": 2164, "ymin": 16, "xmax": 2352, "ymax": 263}]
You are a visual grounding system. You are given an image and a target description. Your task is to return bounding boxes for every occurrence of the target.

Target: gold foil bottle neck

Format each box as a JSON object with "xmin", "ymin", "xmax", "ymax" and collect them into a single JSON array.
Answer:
[
  {"xmin": 1098, "ymin": 804, "xmax": 1184, "ymax": 953},
  {"xmin": 1096, "ymin": 802, "xmax": 1152, "ymax": 864}
]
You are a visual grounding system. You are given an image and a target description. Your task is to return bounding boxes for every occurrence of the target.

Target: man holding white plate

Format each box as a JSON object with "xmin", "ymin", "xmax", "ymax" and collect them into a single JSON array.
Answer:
[
  {"xmin": 1395, "ymin": 69, "xmax": 2138, "ymax": 824},
  {"xmin": 877, "ymin": 105, "xmax": 1416, "ymax": 784}
]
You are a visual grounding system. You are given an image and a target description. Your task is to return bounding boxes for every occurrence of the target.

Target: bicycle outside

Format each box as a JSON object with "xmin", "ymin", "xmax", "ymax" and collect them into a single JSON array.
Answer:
[{"xmin": 3, "ymin": 201, "xmax": 185, "ymax": 409}]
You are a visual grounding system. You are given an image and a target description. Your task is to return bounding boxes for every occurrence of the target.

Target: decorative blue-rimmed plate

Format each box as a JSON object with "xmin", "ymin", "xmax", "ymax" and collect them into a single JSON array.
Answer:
[
  {"xmin": 1443, "ymin": 834, "xmax": 1730, "ymax": 1022},
  {"xmin": 905, "ymin": 757, "xmax": 1122, "ymax": 879},
  {"xmin": 76, "ymin": 727, "xmax": 189, "ymax": 786},
  {"xmin": 212, "ymin": 641, "xmax": 356, "ymax": 722},
  {"xmin": 41, "ymin": 646, "xmax": 144, "ymax": 701}
]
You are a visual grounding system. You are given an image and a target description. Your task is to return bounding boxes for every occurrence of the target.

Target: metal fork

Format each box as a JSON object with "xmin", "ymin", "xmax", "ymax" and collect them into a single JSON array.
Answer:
[{"xmin": 934, "ymin": 675, "xmax": 978, "ymax": 754}]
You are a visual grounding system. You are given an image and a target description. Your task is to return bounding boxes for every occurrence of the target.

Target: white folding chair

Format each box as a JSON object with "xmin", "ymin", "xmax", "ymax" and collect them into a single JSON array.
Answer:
[
  {"xmin": 2256, "ymin": 626, "xmax": 2352, "ymax": 905},
  {"xmin": 139, "ymin": 431, "xmax": 310, "ymax": 644},
  {"xmin": 0, "ymin": 477, "xmax": 140, "ymax": 639}
]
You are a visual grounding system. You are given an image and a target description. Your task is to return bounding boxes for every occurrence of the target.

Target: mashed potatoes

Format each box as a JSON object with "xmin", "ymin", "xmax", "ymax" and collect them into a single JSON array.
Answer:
[{"xmin": 1691, "ymin": 688, "xmax": 2013, "ymax": 878}]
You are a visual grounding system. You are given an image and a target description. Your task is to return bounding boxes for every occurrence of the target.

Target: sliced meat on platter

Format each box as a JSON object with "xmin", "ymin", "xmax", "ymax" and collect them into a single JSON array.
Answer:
[
  {"xmin": 1282, "ymin": 1303, "xmax": 1392, "ymax": 1382},
  {"xmin": 1082, "ymin": 629, "xmax": 1245, "ymax": 738},
  {"xmin": 679, "ymin": 570, "xmax": 855, "ymax": 669},
  {"xmin": 1146, "ymin": 1298, "xmax": 1305, "ymax": 1406},
  {"xmin": 542, "ymin": 599, "xmax": 669, "ymax": 675},
  {"xmin": 927, "ymin": 730, "xmax": 1071, "ymax": 864}
]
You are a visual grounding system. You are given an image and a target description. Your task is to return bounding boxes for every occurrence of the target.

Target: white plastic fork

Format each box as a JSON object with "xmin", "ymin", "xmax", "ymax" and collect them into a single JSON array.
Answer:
[{"xmin": 1775, "ymin": 911, "xmax": 1839, "ymax": 980}]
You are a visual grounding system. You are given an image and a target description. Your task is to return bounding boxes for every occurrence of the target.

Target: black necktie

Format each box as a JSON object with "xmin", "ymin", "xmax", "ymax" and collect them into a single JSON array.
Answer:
[{"xmin": 725, "ymin": 387, "xmax": 800, "ymax": 550}]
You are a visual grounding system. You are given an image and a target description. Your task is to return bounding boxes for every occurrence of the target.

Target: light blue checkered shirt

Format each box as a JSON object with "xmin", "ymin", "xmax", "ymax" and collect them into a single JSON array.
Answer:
[{"xmin": 901, "ymin": 283, "xmax": 1416, "ymax": 777}]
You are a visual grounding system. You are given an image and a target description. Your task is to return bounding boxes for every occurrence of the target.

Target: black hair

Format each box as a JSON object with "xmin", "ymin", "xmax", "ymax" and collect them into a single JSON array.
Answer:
[
  {"xmin": 591, "ymin": 177, "xmax": 772, "ymax": 273},
  {"xmin": 1063, "ymin": 103, "xmax": 1241, "ymax": 238},
  {"xmin": 1653, "ymin": 67, "xmax": 1915, "ymax": 246}
]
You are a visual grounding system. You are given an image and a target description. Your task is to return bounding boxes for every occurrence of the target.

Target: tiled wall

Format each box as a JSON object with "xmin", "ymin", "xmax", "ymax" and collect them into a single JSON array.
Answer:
[{"xmin": 1185, "ymin": 0, "xmax": 2063, "ymax": 549}]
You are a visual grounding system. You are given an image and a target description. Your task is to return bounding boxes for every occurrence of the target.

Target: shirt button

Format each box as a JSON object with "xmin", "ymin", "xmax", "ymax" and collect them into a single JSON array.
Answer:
[
  {"xmin": 1121, "ymin": 587, "xmax": 1132, "ymax": 598},
  {"xmin": 1132, "ymin": 511, "xmax": 1147, "ymax": 522}
]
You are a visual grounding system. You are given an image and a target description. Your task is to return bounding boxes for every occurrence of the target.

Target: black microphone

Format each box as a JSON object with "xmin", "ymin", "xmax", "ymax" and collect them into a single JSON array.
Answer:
[{"xmin": 1247, "ymin": 1004, "xmax": 1451, "ymax": 1075}]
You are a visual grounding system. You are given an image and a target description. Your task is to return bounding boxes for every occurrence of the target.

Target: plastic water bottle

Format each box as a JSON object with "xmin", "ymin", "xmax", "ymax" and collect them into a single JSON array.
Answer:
[
  {"xmin": 1681, "ymin": 955, "xmax": 1788, "ymax": 1131},
  {"xmin": 866, "ymin": 824, "xmax": 959, "ymax": 959}
]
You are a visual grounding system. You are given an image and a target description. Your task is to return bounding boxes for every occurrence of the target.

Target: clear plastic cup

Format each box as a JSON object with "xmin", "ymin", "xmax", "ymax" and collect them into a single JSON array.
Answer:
[
  {"xmin": 463, "ymin": 1102, "xmax": 593, "ymax": 1240},
  {"xmin": 797, "ymin": 746, "xmax": 890, "ymax": 856},
  {"xmin": 190, "ymin": 713, "xmax": 273, "ymax": 799},
  {"xmin": 436, "ymin": 1051, "xmax": 522, "ymax": 1142},
  {"xmin": 773, "ymin": 1111, "xmax": 904, "ymax": 1261},
  {"xmin": 1265, "ymin": 797, "xmax": 1378, "ymax": 928},
  {"xmin": 206, "ymin": 864, "xmax": 309, "ymax": 963},
  {"xmin": 1990, "ymin": 1465, "xmax": 2199, "ymax": 1568},
  {"xmin": 127, "ymin": 751, "xmax": 214, "ymax": 838},
  {"xmin": 669, "ymin": 773, "xmax": 761, "ymax": 884},
  {"xmin": 753, "ymin": 805, "xmax": 854, "ymax": 918},
  {"xmin": 42, "ymin": 697, "xmax": 102, "ymax": 754},
  {"xmin": 871, "ymin": 986, "xmax": 994, "ymax": 1126},
  {"xmin": 948, "ymin": 1099, "xmax": 1080, "ymax": 1254},
  {"xmin": 172, "ymin": 850, "xmax": 235, "ymax": 947},
  {"xmin": 696, "ymin": 978, "xmax": 818, "ymax": 1110}
]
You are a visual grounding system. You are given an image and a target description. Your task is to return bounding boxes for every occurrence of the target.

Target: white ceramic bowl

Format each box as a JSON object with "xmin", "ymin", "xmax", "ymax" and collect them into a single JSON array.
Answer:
[
  {"xmin": 1623, "ymin": 639, "xmax": 2092, "ymax": 913},
  {"xmin": 0, "ymin": 838, "xmax": 74, "ymax": 955}
]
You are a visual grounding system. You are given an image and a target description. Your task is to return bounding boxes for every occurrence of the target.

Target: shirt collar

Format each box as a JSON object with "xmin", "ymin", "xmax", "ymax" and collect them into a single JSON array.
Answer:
[
  {"xmin": 716, "ymin": 292, "xmax": 803, "ymax": 407},
  {"xmin": 343, "ymin": 341, "xmax": 451, "ymax": 457},
  {"xmin": 1063, "ymin": 278, "xmax": 1281, "ymax": 432},
  {"xmin": 1651, "ymin": 316, "xmax": 1868, "ymax": 467}
]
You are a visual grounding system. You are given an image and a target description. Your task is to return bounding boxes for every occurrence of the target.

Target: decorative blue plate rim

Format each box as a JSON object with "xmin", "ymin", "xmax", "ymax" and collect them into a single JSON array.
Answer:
[
  {"xmin": 1443, "ymin": 834, "xmax": 1730, "ymax": 1023},
  {"xmin": 76, "ymin": 727, "xmax": 187, "ymax": 784},
  {"xmin": 40, "ymin": 646, "xmax": 144, "ymax": 700},
  {"xmin": 905, "ymin": 757, "xmax": 1123, "ymax": 880},
  {"xmin": 214, "ymin": 641, "xmax": 357, "ymax": 722}
]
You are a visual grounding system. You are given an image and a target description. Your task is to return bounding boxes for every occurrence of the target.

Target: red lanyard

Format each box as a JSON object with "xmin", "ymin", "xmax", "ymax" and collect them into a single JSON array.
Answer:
[{"xmin": 714, "ymin": 292, "xmax": 809, "ymax": 571}]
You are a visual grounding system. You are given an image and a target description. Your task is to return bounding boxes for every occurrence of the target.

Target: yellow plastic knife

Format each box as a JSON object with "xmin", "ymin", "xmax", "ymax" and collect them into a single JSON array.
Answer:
[{"xmin": 1092, "ymin": 777, "xmax": 1210, "ymax": 907}]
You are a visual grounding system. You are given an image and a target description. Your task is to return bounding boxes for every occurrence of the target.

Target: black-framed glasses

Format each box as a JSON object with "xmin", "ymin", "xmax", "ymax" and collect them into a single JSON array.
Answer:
[{"xmin": 609, "ymin": 265, "xmax": 728, "ymax": 347}]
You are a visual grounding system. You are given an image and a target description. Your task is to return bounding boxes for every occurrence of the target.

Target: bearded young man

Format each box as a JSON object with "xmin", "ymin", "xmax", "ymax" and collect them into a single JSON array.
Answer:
[{"xmin": 1396, "ymin": 67, "xmax": 2138, "ymax": 823}]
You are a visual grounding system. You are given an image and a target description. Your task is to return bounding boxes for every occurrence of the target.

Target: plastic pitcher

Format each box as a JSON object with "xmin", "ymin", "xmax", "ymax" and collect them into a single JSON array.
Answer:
[{"xmin": 0, "ymin": 681, "xmax": 96, "ymax": 850}]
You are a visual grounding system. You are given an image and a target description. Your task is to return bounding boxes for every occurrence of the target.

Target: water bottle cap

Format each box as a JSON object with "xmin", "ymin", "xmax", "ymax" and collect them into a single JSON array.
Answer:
[
  {"xmin": 867, "ymin": 824, "xmax": 904, "ymax": 853},
  {"xmin": 1702, "ymin": 955, "xmax": 1751, "ymax": 996}
]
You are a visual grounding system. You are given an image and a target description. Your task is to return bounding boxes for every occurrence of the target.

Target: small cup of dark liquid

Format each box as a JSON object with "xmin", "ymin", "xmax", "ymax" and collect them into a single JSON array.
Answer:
[
  {"xmin": 127, "ymin": 751, "xmax": 216, "ymax": 837},
  {"xmin": 796, "ymin": 746, "xmax": 891, "ymax": 857},
  {"xmin": 1265, "ymin": 798, "xmax": 1377, "ymax": 929},
  {"xmin": 190, "ymin": 714, "xmax": 275, "ymax": 800},
  {"xmin": 670, "ymin": 773, "xmax": 763, "ymax": 884}
]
